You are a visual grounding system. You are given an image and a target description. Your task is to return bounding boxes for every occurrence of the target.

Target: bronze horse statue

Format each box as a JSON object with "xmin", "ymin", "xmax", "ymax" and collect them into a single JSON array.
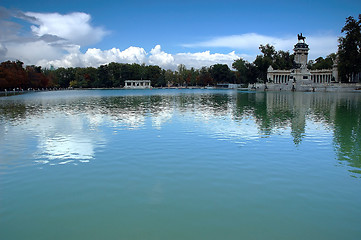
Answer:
[{"xmin": 298, "ymin": 33, "xmax": 306, "ymax": 42}]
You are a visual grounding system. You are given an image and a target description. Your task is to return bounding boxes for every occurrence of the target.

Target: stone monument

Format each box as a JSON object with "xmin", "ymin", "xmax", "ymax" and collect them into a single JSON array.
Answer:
[{"xmin": 290, "ymin": 33, "xmax": 311, "ymax": 84}]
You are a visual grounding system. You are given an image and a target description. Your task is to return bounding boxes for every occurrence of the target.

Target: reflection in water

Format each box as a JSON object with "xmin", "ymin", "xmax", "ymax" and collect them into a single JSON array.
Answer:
[
  {"xmin": 0, "ymin": 90, "xmax": 360, "ymax": 174},
  {"xmin": 234, "ymin": 91, "xmax": 361, "ymax": 175},
  {"xmin": 333, "ymin": 97, "xmax": 361, "ymax": 175},
  {"xmin": 35, "ymin": 135, "xmax": 94, "ymax": 165},
  {"xmin": 0, "ymin": 110, "xmax": 104, "ymax": 166}
]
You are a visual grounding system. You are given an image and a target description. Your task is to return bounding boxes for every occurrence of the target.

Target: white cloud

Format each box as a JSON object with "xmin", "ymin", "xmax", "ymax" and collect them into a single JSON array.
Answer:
[
  {"xmin": 182, "ymin": 33, "xmax": 296, "ymax": 56},
  {"xmin": 174, "ymin": 51, "xmax": 242, "ymax": 69},
  {"xmin": 149, "ymin": 45, "xmax": 175, "ymax": 69},
  {"xmin": 0, "ymin": 6, "xmax": 338, "ymax": 69},
  {"xmin": 42, "ymin": 46, "xmax": 148, "ymax": 68},
  {"xmin": 25, "ymin": 11, "xmax": 108, "ymax": 46},
  {"xmin": 5, "ymin": 40, "xmax": 65, "ymax": 64},
  {"xmin": 39, "ymin": 45, "xmax": 242, "ymax": 70},
  {"xmin": 35, "ymin": 32, "xmax": 337, "ymax": 70},
  {"xmin": 183, "ymin": 33, "xmax": 293, "ymax": 50},
  {"xmin": 116, "ymin": 46, "xmax": 147, "ymax": 63},
  {"xmin": 183, "ymin": 33, "xmax": 339, "ymax": 60},
  {"xmin": 1, "ymin": 8, "xmax": 110, "ymax": 66},
  {"xmin": 307, "ymin": 35, "xmax": 339, "ymax": 58}
]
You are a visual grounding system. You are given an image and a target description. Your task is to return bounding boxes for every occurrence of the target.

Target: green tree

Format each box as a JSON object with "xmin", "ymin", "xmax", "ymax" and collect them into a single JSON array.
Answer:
[
  {"xmin": 108, "ymin": 62, "xmax": 123, "ymax": 87},
  {"xmin": 95, "ymin": 65, "xmax": 114, "ymax": 88},
  {"xmin": 253, "ymin": 44, "xmax": 274, "ymax": 82},
  {"xmin": 197, "ymin": 67, "xmax": 213, "ymax": 86},
  {"xmin": 75, "ymin": 67, "xmax": 98, "ymax": 88},
  {"xmin": 69, "ymin": 80, "xmax": 79, "ymax": 88},
  {"xmin": 338, "ymin": 14, "xmax": 361, "ymax": 82},
  {"xmin": 209, "ymin": 64, "xmax": 232, "ymax": 84},
  {"xmin": 177, "ymin": 64, "xmax": 188, "ymax": 86},
  {"xmin": 146, "ymin": 65, "xmax": 162, "ymax": 86},
  {"xmin": 164, "ymin": 69, "xmax": 175, "ymax": 87},
  {"xmin": 55, "ymin": 67, "xmax": 75, "ymax": 88},
  {"xmin": 244, "ymin": 62, "xmax": 258, "ymax": 84},
  {"xmin": 309, "ymin": 54, "xmax": 335, "ymax": 70},
  {"xmin": 273, "ymin": 50, "xmax": 294, "ymax": 70},
  {"xmin": 232, "ymin": 58, "xmax": 248, "ymax": 84},
  {"xmin": 156, "ymin": 70, "xmax": 167, "ymax": 87},
  {"xmin": 189, "ymin": 67, "xmax": 198, "ymax": 86},
  {"xmin": 253, "ymin": 44, "xmax": 295, "ymax": 82}
]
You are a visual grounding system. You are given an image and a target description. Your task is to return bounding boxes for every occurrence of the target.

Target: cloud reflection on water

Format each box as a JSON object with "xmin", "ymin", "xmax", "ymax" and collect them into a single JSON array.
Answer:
[
  {"xmin": 0, "ymin": 90, "xmax": 360, "ymax": 174},
  {"xmin": 30, "ymin": 113, "xmax": 103, "ymax": 166},
  {"xmin": 35, "ymin": 134, "xmax": 94, "ymax": 165}
]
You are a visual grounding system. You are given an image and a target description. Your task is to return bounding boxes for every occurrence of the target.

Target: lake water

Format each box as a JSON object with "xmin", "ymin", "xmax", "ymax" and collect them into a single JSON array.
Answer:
[{"xmin": 1, "ymin": 89, "xmax": 361, "ymax": 240}]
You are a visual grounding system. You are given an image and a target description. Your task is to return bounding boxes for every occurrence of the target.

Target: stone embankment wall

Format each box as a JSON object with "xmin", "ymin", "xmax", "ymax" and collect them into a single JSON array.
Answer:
[{"xmin": 248, "ymin": 83, "xmax": 361, "ymax": 92}]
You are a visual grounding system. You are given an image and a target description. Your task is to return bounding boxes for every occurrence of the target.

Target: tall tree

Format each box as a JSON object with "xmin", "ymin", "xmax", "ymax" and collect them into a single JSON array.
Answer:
[
  {"xmin": 253, "ymin": 44, "xmax": 275, "ymax": 82},
  {"xmin": 232, "ymin": 58, "xmax": 248, "ymax": 84},
  {"xmin": 232, "ymin": 58, "xmax": 259, "ymax": 84},
  {"xmin": 209, "ymin": 64, "xmax": 233, "ymax": 84},
  {"xmin": 197, "ymin": 67, "xmax": 213, "ymax": 86},
  {"xmin": 338, "ymin": 14, "xmax": 361, "ymax": 82},
  {"xmin": 146, "ymin": 65, "xmax": 162, "ymax": 86},
  {"xmin": 27, "ymin": 65, "xmax": 49, "ymax": 88},
  {"xmin": 55, "ymin": 67, "xmax": 75, "ymax": 88},
  {"xmin": 164, "ymin": 69, "xmax": 175, "ymax": 87},
  {"xmin": 108, "ymin": 62, "xmax": 123, "ymax": 87},
  {"xmin": 177, "ymin": 64, "xmax": 188, "ymax": 86},
  {"xmin": 96, "ymin": 65, "xmax": 113, "ymax": 88},
  {"xmin": 273, "ymin": 50, "xmax": 294, "ymax": 70},
  {"xmin": 244, "ymin": 62, "xmax": 258, "ymax": 84}
]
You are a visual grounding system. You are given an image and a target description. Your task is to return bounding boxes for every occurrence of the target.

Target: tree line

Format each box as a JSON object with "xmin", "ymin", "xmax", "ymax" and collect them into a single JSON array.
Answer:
[
  {"xmin": 0, "ymin": 50, "xmax": 334, "ymax": 91},
  {"xmin": 1, "ymin": 14, "xmax": 360, "ymax": 91}
]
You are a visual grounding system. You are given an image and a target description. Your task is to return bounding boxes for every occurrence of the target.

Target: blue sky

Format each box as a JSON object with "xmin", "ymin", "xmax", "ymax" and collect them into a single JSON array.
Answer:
[{"xmin": 0, "ymin": 0, "xmax": 360, "ymax": 69}]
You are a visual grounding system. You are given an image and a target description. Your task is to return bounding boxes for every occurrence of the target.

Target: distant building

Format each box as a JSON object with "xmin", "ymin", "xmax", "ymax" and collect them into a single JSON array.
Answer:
[
  {"xmin": 253, "ymin": 34, "xmax": 341, "ymax": 91},
  {"xmin": 124, "ymin": 80, "xmax": 151, "ymax": 89}
]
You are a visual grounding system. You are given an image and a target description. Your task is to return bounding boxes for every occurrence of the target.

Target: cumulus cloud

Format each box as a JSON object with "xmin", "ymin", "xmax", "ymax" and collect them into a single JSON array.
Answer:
[
  {"xmin": 24, "ymin": 11, "xmax": 108, "ymax": 46},
  {"xmin": 0, "ymin": 7, "xmax": 108, "ymax": 65},
  {"xmin": 41, "ymin": 46, "xmax": 148, "ymax": 68},
  {"xmin": 149, "ymin": 45, "xmax": 175, "ymax": 69},
  {"xmin": 38, "ymin": 45, "xmax": 242, "ymax": 70}
]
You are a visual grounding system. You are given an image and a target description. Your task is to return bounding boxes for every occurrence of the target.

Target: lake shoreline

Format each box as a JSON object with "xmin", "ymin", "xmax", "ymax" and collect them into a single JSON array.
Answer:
[{"xmin": 2, "ymin": 83, "xmax": 361, "ymax": 97}]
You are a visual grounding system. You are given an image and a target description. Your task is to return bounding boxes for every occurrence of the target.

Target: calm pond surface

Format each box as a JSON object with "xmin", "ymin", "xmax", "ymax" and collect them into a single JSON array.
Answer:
[{"xmin": 1, "ymin": 89, "xmax": 361, "ymax": 240}]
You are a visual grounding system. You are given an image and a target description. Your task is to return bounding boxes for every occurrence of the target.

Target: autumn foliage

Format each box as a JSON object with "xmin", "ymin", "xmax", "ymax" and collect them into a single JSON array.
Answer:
[{"xmin": 0, "ymin": 60, "xmax": 52, "ymax": 91}]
